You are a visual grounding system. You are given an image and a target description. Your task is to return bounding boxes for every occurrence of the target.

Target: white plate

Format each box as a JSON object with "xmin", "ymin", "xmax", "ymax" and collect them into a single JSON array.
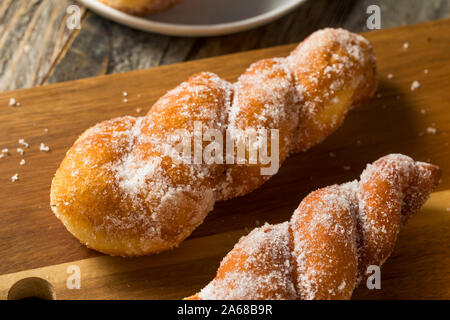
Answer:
[{"xmin": 77, "ymin": 0, "xmax": 306, "ymax": 37}]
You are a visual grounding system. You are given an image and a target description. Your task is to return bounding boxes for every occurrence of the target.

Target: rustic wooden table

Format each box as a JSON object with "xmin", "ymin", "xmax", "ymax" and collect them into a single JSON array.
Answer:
[{"xmin": 0, "ymin": 0, "xmax": 449, "ymax": 92}]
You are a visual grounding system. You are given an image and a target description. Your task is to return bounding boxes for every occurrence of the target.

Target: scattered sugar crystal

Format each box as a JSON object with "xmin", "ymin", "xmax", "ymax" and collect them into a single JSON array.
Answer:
[
  {"xmin": 11, "ymin": 173, "xmax": 19, "ymax": 182},
  {"xmin": 338, "ymin": 281, "xmax": 346, "ymax": 291},
  {"xmin": 426, "ymin": 127, "xmax": 437, "ymax": 135},
  {"xmin": 8, "ymin": 97, "xmax": 20, "ymax": 106},
  {"xmin": 40, "ymin": 143, "xmax": 50, "ymax": 152},
  {"xmin": 2, "ymin": 148, "xmax": 9, "ymax": 154},
  {"xmin": 20, "ymin": 159, "xmax": 26, "ymax": 165},
  {"xmin": 403, "ymin": 42, "xmax": 409, "ymax": 49},
  {"xmin": 123, "ymin": 91, "xmax": 128, "ymax": 97},
  {"xmin": 411, "ymin": 81, "xmax": 420, "ymax": 91},
  {"xmin": 18, "ymin": 139, "xmax": 29, "ymax": 148},
  {"xmin": 424, "ymin": 69, "xmax": 429, "ymax": 74},
  {"xmin": 387, "ymin": 73, "xmax": 394, "ymax": 79},
  {"xmin": 17, "ymin": 148, "xmax": 24, "ymax": 155}
]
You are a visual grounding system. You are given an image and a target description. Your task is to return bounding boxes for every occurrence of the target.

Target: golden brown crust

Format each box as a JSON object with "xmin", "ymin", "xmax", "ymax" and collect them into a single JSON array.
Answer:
[
  {"xmin": 51, "ymin": 29, "xmax": 377, "ymax": 257},
  {"xmin": 187, "ymin": 154, "xmax": 441, "ymax": 300},
  {"xmin": 288, "ymin": 28, "xmax": 377, "ymax": 153}
]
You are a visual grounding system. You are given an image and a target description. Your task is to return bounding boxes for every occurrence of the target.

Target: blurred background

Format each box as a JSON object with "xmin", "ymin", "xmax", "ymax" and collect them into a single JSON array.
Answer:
[{"xmin": 0, "ymin": 0, "xmax": 449, "ymax": 92}]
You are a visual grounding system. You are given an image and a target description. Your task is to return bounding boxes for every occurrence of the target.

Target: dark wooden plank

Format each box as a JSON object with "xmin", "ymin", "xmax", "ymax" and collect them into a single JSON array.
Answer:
[
  {"xmin": 0, "ymin": 0, "xmax": 84, "ymax": 91},
  {"xmin": 1, "ymin": 0, "xmax": 450, "ymax": 91},
  {"xmin": 45, "ymin": 11, "xmax": 109, "ymax": 84}
]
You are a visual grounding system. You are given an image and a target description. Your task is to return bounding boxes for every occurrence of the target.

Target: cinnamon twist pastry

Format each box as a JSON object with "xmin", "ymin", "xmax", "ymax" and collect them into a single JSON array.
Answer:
[
  {"xmin": 186, "ymin": 154, "xmax": 441, "ymax": 300},
  {"xmin": 50, "ymin": 29, "xmax": 377, "ymax": 256},
  {"xmin": 98, "ymin": 0, "xmax": 179, "ymax": 15}
]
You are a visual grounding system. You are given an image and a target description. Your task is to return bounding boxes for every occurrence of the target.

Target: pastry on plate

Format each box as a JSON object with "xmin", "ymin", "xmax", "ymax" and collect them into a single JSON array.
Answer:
[{"xmin": 98, "ymin": 0, "xmax": 179, "ymax": 15}]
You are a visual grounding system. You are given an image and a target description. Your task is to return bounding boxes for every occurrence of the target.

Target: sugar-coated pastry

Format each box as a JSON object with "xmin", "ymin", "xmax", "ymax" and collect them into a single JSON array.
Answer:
[
  {"xmin": 98, "ymin": 0, "xmax": 179, "ymax": 15},
  {"xmin": 50, "ymin": 28, "xmax": 377, "ymax": 256},
  {"xmin": 186, "ymin": 154, "xmax": 441, "ymax": 300}
]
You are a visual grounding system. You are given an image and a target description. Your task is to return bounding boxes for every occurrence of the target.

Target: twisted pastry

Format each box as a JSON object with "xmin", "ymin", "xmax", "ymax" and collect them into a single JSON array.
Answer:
[
  {"xmin": 186, "ymin": 154, "xmax": 441, "ymax": 300},
  {"xmin": 98, "ymin": 0, "xmax": 178, "ymax": 15},
  {"xmin": 50, "ymin": 28, "xmax": 377, "ymax": 256}
]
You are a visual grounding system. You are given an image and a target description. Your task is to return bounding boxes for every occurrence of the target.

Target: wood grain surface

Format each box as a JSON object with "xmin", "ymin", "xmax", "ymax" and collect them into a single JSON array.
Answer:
[
  {"xmin": 1, "ymin": 190, "xmax": 448, "ymax": 300},
  {"xmin": 0, "ymin": 19, "xmax": 450, "ymax": 299},
  {"xmin": 1, "ymin": 0, "xmax": 449, "ymax": 91}
]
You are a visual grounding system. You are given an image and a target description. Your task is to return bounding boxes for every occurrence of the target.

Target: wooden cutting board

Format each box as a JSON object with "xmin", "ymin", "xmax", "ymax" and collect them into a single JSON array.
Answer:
[{"xmin": 1, "ymin": 19, "xmax": 450, "ymax": 300}]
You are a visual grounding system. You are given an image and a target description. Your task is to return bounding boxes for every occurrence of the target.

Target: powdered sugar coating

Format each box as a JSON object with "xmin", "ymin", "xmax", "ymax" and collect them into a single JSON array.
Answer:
[
  {"xmin": 198, "ymin": 222, "xmax": 297, "ymax": 300},
  {"xmin": 291, "ymin": 183, "xmax": 358, "ymax": 300},
  {"xmin": 287, "ymin": 28, "xmax": 377, "ymax": 153},
  {"xmin": 192, "ymin": 154, "xmax": 440, "ymax": 300},
  {"xmin": 50, "ymin": 28, "xmax": 377, "ymax": 256}
]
